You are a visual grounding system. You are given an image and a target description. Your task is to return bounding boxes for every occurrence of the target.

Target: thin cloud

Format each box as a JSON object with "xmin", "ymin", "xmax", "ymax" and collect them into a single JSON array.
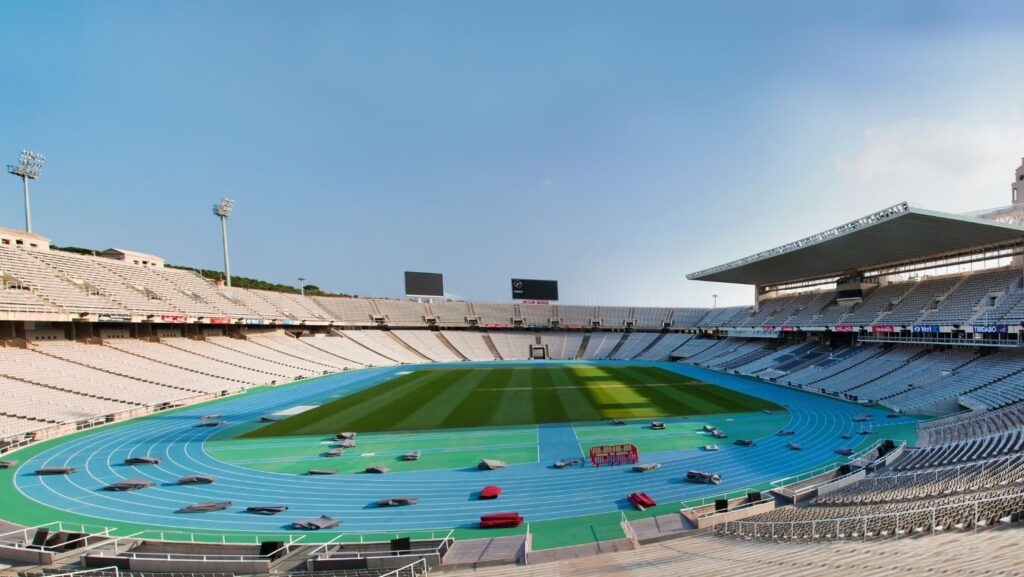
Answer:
[{"xmin": 836, "ymin": 119, "xmax": 1024, "ymax": 212}]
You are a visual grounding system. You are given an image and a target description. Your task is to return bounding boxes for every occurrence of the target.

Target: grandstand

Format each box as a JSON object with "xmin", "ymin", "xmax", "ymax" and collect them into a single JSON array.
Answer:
[{"xmin": 3, "ymin": 193, "xmax": 1024, "ymax": 576}]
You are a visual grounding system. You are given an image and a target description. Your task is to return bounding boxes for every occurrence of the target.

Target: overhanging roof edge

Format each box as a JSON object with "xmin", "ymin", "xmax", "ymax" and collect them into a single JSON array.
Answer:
[
  {"xmin": 686, "ymin": 203, "xmax": 1024, "ymax": 285},
  {"xmin": 686, "ymin": 202, "xmax": 912, "ymax": 281}
]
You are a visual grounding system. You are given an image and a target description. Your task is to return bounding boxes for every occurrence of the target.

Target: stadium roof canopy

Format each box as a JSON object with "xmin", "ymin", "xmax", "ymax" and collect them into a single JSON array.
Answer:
[{"xmin": 687, "ymin": 202, "xmax": 1024, "ymax": 286}]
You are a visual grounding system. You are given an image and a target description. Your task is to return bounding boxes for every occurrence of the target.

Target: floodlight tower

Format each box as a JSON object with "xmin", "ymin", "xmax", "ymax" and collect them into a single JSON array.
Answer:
[
  {"xmin": 298, "ymin": 277, "xmax": 306, "ymax": 297},
  {"xmin": 213, "ymin": 198, "xmax": 235, "ymax": 287},
  {"xmin": 712, "ymin": 294, "xmax": 718, "ymax": 309},
  {"xmin": 7, "ymin": 150, "xmax": 45, "ymax": 233}
]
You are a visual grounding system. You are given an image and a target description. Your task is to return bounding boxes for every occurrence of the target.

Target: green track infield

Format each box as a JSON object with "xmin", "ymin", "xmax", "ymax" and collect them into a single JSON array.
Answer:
[{"xmin": 241, "ymin": 365, "xmax": 783, "ymax": 437}]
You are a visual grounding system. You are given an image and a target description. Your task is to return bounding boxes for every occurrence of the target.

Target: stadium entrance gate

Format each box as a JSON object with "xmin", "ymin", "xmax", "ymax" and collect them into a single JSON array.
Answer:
[
  {"xmin": 589, "ymin": 444, "xmax": 639, "ymax": 467},
  {"xmin": 530, "ymin": 344, "xmax": 549, "ymax": 360}
]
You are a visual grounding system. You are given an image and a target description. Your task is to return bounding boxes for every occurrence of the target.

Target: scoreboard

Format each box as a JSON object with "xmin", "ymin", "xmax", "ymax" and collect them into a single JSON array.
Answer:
[{"xmin": 511, "ymin": 278, "xmax": 558, "ymax": 301}]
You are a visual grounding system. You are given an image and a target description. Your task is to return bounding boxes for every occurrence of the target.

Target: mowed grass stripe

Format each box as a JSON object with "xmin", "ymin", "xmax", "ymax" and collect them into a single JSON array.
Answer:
[
  {"xmin": 425, "ymin": 367, "xmax": 503, "ymax": 429},
  {"xmin": 616, "ymin": 365, "xmax": 775, "ymax": 414},
  {"xmin": 531, "ymin": 368, "xmax": 571, "ymax": 424},
  {"xmin": 550, "ymin": 366, "xmax": 602, "ymax": 422},
  {"xmin": 241, "ymin": 365, "xmax": 785, "ymax": 436},
  {"xmin": 489, "ymin": 367, "xmax": 537, "ymax": 426},
  {"xmin": 242, "ymin": 369, "xmax": 451, "ymax": 437},
  {"xmin": 393, "ymin": 368, "xmax": 490, "ymax": 430}
]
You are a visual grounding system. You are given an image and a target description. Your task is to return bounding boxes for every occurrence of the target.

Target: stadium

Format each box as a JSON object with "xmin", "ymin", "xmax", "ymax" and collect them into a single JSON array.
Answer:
[
  {"xmin": 5, "ymin": 3, "xmax": 1024, "ymax": 576},
  {"xmin": 1, "ymin": 154, "xmax": 1024, "ymax": 577}
]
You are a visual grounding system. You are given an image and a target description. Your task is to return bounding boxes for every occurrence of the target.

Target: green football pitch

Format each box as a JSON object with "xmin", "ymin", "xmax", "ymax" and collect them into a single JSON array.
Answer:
[{"xmin": 241, "ymin": 364, "xmax": 782, "ymax": 437}]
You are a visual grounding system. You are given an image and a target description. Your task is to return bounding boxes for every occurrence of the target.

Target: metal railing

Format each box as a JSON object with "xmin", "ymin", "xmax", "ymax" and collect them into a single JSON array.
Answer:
[
  {"xmin": 0, "ymin": 522, "xmax": 117, "ymax": 553},
  {"xmin": 36, "ymin": 567, "xmax": 121, "ymax": 577},
  {"xmin": 770, "ymin": 441, "xmax": 892, "ymax": 489},
  {"xmin": 379, "ymin": 557, "xmax": 428, "ymax": 577},
  {"xmin": 87, "ymin": 531, "xmax": 307, "ymax": 562},
  {"xmin": 309, "ymin": 528, "xmax": 454, "ymax": 558},
  {"xmin": 307, "ymin": 528, "xmax": 453, "ymax": 571}
]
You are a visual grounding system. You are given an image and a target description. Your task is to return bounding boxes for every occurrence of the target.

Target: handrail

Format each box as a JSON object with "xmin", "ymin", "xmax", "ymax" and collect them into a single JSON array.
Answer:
[
  {"xmin": 680, "ymin": 487, "xmax": 761, "ymax": 514},
  {"xmin": 620, "ymin": 510, "xmax": 638, "ymax": 546},
  {"xmin": 39, "ymin": 567, "xmax": 121, "ymax": 577},
  {"xmin": 314, "ymin": 529, "xmax": 454, "ymax": 561},
  {"xmin": 378, "ymin": 557, "xmax": 428, "ymax": 577},
  {"xmin": 770, "ymin": 440, "xmax": 893, "ymax": 489},
  {"xmin": 0, "ymin": 522, "xmax": 118, "ymax": 552}
]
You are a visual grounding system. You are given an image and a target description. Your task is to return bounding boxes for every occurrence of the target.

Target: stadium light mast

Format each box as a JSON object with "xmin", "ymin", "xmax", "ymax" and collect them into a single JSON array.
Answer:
[
  {"xmin": 712, "ymin": 294, "xmax": 718, "ymax": 309},
  {"xmin": 213, "ymin": 198, "xmax": 235, "ymax": 287},
  {"xmin": 298, "ymin": 277, "xmax": 306, "ymax": 297},
  {"xmin": 7, "ymin": 150, "xmax": 45, "ymax": 233}
]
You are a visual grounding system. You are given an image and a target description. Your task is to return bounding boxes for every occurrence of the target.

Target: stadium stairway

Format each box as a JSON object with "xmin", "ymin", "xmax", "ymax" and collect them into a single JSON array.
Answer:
[
  {"xmin": 481, "ymin": 333, "xmax": 504, "ymax": 360},
  {"xmin": 294, "ymin": 336, "xmax": 367, "ymax": 368},
  {"xmin": 631, "ymin": 332, "xmax": 667, "ymax": 360},
  {"xmin": 386, "ymin": 331, "xmax": 433, "ymax": 362},
  {"xmin": 329, "ymin": 328, "xmax": 401, "ymax": 364},
  {"xmin": 161, "ymin": 337, "xmax": 292, "ymax": 379},
  {"xmin": 31, "ymin": 342, "xmax": 209, "ymax": 396},
  {"xmin": 603, "ymin": 333, "xmax": 629, "ymax": 359},
  {"xmin": 575, "ymin": 333, "xmax": 591, "ymax": 359},
  {"xmin": 434, "ymin": 331, "xmax": 469, "ymax": 361},
  {"xmin": 105, "ymin": 341, "xmax": 253, "ymax": 386}
]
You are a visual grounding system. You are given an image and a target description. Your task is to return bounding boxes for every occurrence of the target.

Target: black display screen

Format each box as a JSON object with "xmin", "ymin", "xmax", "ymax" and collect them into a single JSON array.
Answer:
[
  {"xmin": 511, "ymin": 278, "xmax": 558, "ymax": 301},
  {"xmin": 404, "ymin": 271, "xmax": 444, "ymax": 297}
]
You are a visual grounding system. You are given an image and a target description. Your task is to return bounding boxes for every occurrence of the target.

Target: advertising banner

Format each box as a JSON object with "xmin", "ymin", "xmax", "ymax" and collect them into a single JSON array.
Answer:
[
  {"xmin": 911, "ymin": 325, "xmax": 940, "ymax": 333},
  {"xmin": 160, "ymin": 315, "xmax": 187, "ymax": 323},
  {"xmin": 727, "ymin": 327, "xmax": 780, "ymax": 339},
  {"xmin": 871, "ymin": 325, "xmax": 895, "ymax": 333},
  {"xmin": 97, "ymin": 314, "xmax": 131, "ymax": 323}
]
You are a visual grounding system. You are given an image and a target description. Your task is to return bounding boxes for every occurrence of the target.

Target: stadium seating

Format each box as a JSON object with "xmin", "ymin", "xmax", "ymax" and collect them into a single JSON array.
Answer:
[
  {"xmin": 557, "ymin": 305, "xmax": 594, "ymax": 327},
  {"xmin": 918, "ymin": 268, "xmax": 1021, "ymax": 326},
  {"xmin": 34, "ymin": 340, "xmax": 246, "ymax": 393},
  {"xmin": 311, "ymin": 296, "xmax": 377, "ymax": 324},
  {"xmin": 539, "ymin": 332, "xmax": 584, "ymax": 359},
  {"xmin": 635, "ymin": 332, "xmax": 693, "ymax": 360},
  {"xmin": 0, "ymin": 346, "xmax": 199, "ymax": 406},
  {"xmin": 0, "ymin": 245, "xmax": 128, "ymax": 315},
  {"xmin": 248, "ymin": 333, "xmax": 359, "ymax": 370},
  {"xmin": 375, "ymin": 300, "xmax": 429, "ymax": 327},
  {"xmin": 486, "ymin": 331, "xmax": 535, "ymax": 360},
  {"xmin": 441, "ymin": 330, "xmax": 498, "ymax": 361},
  {"xmin": 341, "ymin": 330, "xmax": 428, "ymax": 363},
  {"xmin": 598, "ymin": 306, "xmax": 632, "ymax": 328},
  {"xmin": 919, "ymin": 403, "xmax": 1024, "ymax": 447},
  {"xmin": 634, "ymin": 306, "xmax": 671, "ymax": 328},
  {"xmin": 609, "ymin": 332, "xmax": 658, "ymax": 360},
  {"xmin": 671, "ymin": 336, "xmax": 724, "ymax": 359},
  {"xmin": 391, "ymin": 330, "xmax": 462, "ymax": 362},
  {"xmin": 301, "ymin": 332, "xmax": 395, "ymax": 366},
  {"xmin": 519, "ymin": 304, "xmax": 553, "ymax": 327},
  {"xmin": 839, "ymin": 282, "xmax": 915, "ymax": 327},
  {"xmin": 429, "ymin": 301, "xmax": 472, "ymax": 327},
  {"xmin": 471, "ymin": 303, "xmax": 516, "ymax": 327},
  {"xmin": 580, "ymin": 332, "xmax": 624, "ymax": 360},
  {"xmin": 106, "ymin": 338, "xmax": 276, "ymax": 384}
]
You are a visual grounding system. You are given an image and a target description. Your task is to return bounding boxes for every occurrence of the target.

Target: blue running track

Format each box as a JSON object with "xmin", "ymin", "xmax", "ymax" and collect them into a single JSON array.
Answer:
[{"xmin": 10, "ymin": 361, "xmax": 916, "ymax": 533}]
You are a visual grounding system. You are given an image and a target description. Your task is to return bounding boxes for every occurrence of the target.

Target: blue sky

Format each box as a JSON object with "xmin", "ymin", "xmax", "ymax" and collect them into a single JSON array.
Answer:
[{"xmin": 2, "ymin": 1, "xmax": 1023, "ymax": 306}]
